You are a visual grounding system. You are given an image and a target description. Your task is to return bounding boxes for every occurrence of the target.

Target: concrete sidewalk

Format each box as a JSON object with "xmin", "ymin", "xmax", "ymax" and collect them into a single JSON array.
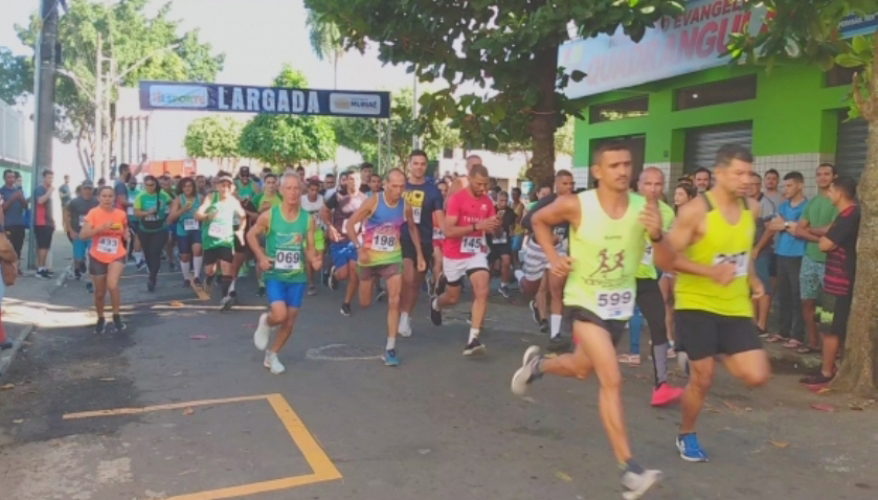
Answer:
[{"xmin": 0, "ymin": 232, "xmax": 72, "ymax": 379}]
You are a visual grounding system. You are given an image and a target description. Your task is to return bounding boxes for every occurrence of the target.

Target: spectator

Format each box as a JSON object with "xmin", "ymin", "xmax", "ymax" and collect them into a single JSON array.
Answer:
[
  {"xmin": 1, "ymin": 170, "xmax": 28, "ymax": 264},
  {"xmin": 766, "ymin": 171, "xmax": 808, "ymax": 347},
  {"xmin": 763, "ymin": 168, "xmax": 783, "ymax": 207},
  {"xmin": 359, "ymin": 163, "xmax": 374, "ymax": 194},
  {"xmin": 749, "ymin": 172, "xmax": 777, "ymax": 335},
  {"xmin": 34, "ymin": 169, "xmax": 56, "ymax": 279},
  {"xmin": 801, "ymin": 176, "xmax": 859, "ymax": 385},
  {"xmin": 59, "ymin": 174, "xmax": 72, "ymax": 210},
  {"xmin": 693, "ymin": 167, "xmax": 711, "ymax": 192}
]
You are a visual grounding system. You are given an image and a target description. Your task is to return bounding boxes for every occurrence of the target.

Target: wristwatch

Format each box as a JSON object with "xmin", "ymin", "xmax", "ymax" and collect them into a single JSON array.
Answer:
[{"xmin": 783, "ymin": 221, "xmax": 791, "ymax": 229}]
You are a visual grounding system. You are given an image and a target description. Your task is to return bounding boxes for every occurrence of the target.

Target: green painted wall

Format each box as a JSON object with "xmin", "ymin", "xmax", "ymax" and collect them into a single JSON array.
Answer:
[{"xmin": 572, "ymin": 64, "xmax": 851, "ymax": 166}]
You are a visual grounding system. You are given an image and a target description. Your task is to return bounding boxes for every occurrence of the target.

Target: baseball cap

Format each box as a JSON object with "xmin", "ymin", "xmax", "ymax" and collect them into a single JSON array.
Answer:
[
  {"xmin": 239, "ymin": 166, "xmax": 251, "ymax": 176},
  {"xmin": 81, "ymin": 180, "xmax": 94, "ymax": 188},
  {"xmin": 217, "ymin": 173, "xmax": 234, "ymax": 184}
]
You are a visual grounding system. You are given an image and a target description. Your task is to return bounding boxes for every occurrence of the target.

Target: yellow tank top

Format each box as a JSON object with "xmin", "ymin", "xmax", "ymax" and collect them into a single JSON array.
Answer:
[
  {"xmin": 564, "ymin": 190, "xmax": 647, "ymax": 321},
  {"xmin": 674, "ymin": 193, "xmax": 754, "ymax": 317}
]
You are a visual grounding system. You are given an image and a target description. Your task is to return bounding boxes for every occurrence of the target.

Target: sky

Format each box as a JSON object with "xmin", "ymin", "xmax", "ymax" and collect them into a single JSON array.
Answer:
[{"xmin": 0, "ymin": 0, "xmax": 422, "ymax": 178}]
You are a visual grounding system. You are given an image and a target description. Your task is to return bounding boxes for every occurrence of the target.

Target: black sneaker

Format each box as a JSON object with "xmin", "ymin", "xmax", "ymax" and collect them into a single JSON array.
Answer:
[
  {"xmin": 340, "ymin": 302, "xmax": 352, "ymax": 316},
  {"xmin": 430, "ymin": 298, "xmax": 442, "ymax": 326},
  {"xmin": 800, "ymin": 371, "xmax": 834, "ymax": 385},
  {"xmin": 321, "ymin": 269, "xmax": 330, "ymax": 286},
  {"xmin": 529, "ymin": 300, "xmax": 542, "ymax": 324},
  {"xmin": 95, "ymin": 317, "xmax": 106, "ymax": 335},
  {"xmin": 86, "ymin": 282, "xmax": 94, "ymax": 294},
  {"xmin": 147, "ymin": 279, "xmax": 156, "ymax": 292},
  {"xmin": 193, "ymin": 277, "xmax": 203, "ymax": 287},
  {"xmin": 376, "ymin": 287, "xmax": 387, "ymax": 302},
  {"xmin": 205, "ymin": 274, "xmax": 214, "ymax": 288},
  {"xmin": 36, "ymin": 269, "xmax": 50, "ymax": 280},
  {"xmin": 257, "ymin": 286, "xmax": 266, "ymax": 297},
  {"xmin": 463, "ymin": 339, "xmax": 486, "ymax": 356},
  {"xmin": 546, "ymin": 336, "xmax": 570, "ymax": 353},
  {"xmin": 220, "ymin": 295, "xmax": 233, "ymax": 312},
  {"xmin": 539, "ymin": 319, "xmax": 549, "ymax": 334},
  {"xmin": 113, "ymin": 314, "xmax": 126, "ymax": 332},
  {"xmin": 169, "ymin": 262, "xmax": 177, "ymax": 272},
  {"xmin": 328, "ymin": 266, "xmax": 339, "ymax": 290},
  {"xmin": 0, "ymin": 341, "xmax": 13, "ymax": 350},
  {"xmin": 182, "ymin": 278, "xmax": 191, "ymax": 288},
  {"xmin": 435, "ymin": 274, "xmax": 447, "ymax": 297},
  {"xmin": 136, "ymin": 261, "xmax": 147, "ymax": 272},
  {"xmin": 74, "ymin": 270, "xmax": 82, "ymax": 281}
]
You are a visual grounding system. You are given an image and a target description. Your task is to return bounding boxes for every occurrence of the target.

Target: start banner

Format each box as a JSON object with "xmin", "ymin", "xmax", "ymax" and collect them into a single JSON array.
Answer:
[{"xmin": 139, "ymin": 81, "xmax": 391, "ymax": 118}]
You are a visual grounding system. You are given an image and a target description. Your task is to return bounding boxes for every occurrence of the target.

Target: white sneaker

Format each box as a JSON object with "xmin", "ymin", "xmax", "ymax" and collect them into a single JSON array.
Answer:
[
  {"xmin": 254, "ymin": 312, "xmax": 271, "ymax": 351},
  {"xmin": 263, "ymin": 351, "xmax": 285, "ymax": 374},
  {"xmin": 398, "ymin": 316, "xmax": 412, "ymax": 337}
]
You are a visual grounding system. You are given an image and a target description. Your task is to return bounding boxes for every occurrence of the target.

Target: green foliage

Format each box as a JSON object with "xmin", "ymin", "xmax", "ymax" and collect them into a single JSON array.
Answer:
[
  {"xmin": 0, "ymin": 47, "xmax": 30, "ymax": 105},
  {"xmin": 4, "ymin": 0, "xmax": 224, "ymax": 144},
  {"xmin": 304, "ymin": 0, "xmax": 683, "ymax": 183},
  {"xmin": 183, "ymin": 115, "xmax": 243, "ymax": 160},
  {"xmin": 305, "ymin": 10, "xmax": 343, "ymax": 63},
  {"xmin": 238, "ymin": 65, "xmax": 337, "ymax": 167},
  {"xmin": 330, "ymin": 88, "xmax": 460, "ymax": 169}
]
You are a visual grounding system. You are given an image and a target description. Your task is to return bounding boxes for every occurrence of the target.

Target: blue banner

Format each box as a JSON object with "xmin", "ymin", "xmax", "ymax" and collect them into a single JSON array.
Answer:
[{"xmin": 139, "ymin": 81, "xmax": 391, "ymax": 118}]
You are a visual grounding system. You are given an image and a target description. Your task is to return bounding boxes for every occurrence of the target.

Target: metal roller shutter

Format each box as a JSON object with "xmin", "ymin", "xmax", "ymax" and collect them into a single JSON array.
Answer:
[
  {"xmin": 836, "ymin": 116, "xmax": 867, "ymax": 181},
  {"xmin": 684, "ymin": 123, "xmax": 753, "ymax": 173}
]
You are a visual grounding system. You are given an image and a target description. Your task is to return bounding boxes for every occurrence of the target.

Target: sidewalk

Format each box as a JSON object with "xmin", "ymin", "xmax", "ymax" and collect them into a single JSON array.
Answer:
[{"xmin": 0, "ymin": 232, "xmax": 72, "ymax": 379}]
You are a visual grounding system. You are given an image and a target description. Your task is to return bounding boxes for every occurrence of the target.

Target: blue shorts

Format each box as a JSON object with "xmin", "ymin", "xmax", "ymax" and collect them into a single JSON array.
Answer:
[
  {"xmin": 265, "ymin": 280, "xmax": 307, "ymax": 308},
  {"xmin": 176, "ymin": 229, "xmax": 203, "ymax": 254},
  {"xmin": 511, "ymin": 234, "xmax": 524, "ymax": 253},
  {"xmin": 329, "ymin": 241, "xmax": 357, "ymax": 269},
  {"xmin": 72, "ymin": 239, "xmax": 91, "ymax": 261}
]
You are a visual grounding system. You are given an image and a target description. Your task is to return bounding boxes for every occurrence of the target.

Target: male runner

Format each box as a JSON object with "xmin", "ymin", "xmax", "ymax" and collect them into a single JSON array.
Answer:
[
  {"xmin": 301, "ymin": 177, "xmax": 327, "ymax": 295},
  {"xmin": 398, "ymin": 150, "xmax": 445, "ymax": 337},
  {"xmin": 430, "ymin": 164, "xmax": 498, "ymax": 356},
  {"xmin": 250, "ymin": 172, "xmax": 321, "ymax": 374},
  {"xmin": 65, "ymin": 180, "xmax": 99, "ymax": 292},
  {"xmin": 115, "ymin": 163, "xmax": 145, "ymax": 270},
  {"xmin": 446, "ymin": 155, "xmax": 482, "ymax": 199},
  {"xmin": 346, "ymin": 169, "xmax": 424, "ymax": 365},
  {"xmin": 666, "ymin": 144, "xmax": 770, "ymax": 462},
  {"xmin": 510, "ymin": 142, "xmax": 674, "ymax": 499},
  {"xmin": 629, "ymin": 167, "xmax": 683, "ymax": 406},
  {"xmin": 196, "ymin": 173, "xmax": 246, "ymax": 311},
  {"xmin": 515, "ymin": 171, "xmax": 575, "ymax": 349},
  {"xmin": 323, "ymin": 169, "xmax": 368, "ymax": 316}
]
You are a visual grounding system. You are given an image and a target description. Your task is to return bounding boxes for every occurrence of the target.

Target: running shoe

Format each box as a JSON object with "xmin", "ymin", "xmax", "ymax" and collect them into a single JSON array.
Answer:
[
  {"xmin": 676, "ymin": 433, "xmax": 709, "ymax": 462},
  {"xmin": 254, "ymin": 312, "xmax": 272, "ymax": 351},
  {"xmin": 95, "ymin": 317, "xmax": 106, "ymax": 335},
  {"xmin": 498, "ymin": 283, "xmax": 511, "ymax": 298},
  {"xmin": 528, "ymin": 299, "xmax": 541, "ymax": 324},
  {"xmin": 383, "ymin": 349, "xmax": 400, "ymax": 367},
  {"xmin": 182, "ymin": 278, "xmax": 190, "ymax": 288},
  {"xmin": 220, "ymin": 295, "xmax": 233, "ymax": 312},
  {"xmin": 112, "ymin": 314, "xmax": 126, "ymax": 332},
  {"xmin": 0, "ymin": 341, "xmax": 12, "ymax": 350},
  {"xmin": 429, "ymin": 298, "xmax": 442, "ymax": 326},
  {"xmin": 650, "ymin": 383, "xmax": 683, "ymax": 407},
  {"xmin": 193, "ymin": 277, "xmax": 203, "ymax": 287},
  {"xmin": 376, "ymin": 288, "xmax": 387, "ymax": 302},
  {"xmin": 621, "ymin": 467, "xmax": 663, "ymax": 500},
  {"xmin": 328, "ymin": 266, "xmax": 338, "ymax": 290},
  {"xmin": 264, "ymin": 351, "xmax": 285, "ymax": 374},
  {"xmin": 147, "ymin": 279, "xmax": 156, "ymax": 292},
  {"xmin": 511, "ymin": 345, "xmax": 542, "ymax": 395},
  {"xmin": 257, "ymin": 286, "xmax": 266, "ymax": 297},
  {"xmin": 307, "ymin": 285, "xmax": 317, "ymax": 296},
  {"xmin": 463, "ymin": 339, "xmax": 486, "ymax": 356},
  {"xmin": 340, "ymin": 302, "xmax": 352, "ymax": 317},
  {"xmin": 398, "ymin": 315, "xmax": 412, "ymax": 337},
  {"xmin": 546, "ymin": 336, "xmax": 570, "ymax": 353},
  {"xmin": 86, "ymin": 282, "xmax": 94, "ymax": 294}
]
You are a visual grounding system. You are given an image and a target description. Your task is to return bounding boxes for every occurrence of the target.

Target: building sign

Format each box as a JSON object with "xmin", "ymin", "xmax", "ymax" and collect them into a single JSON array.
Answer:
[
  {"xmin": 559, "ymin": 0, "xmax": 765, "ymax": 99},
  {"xmin": 139, "ymin": 81, "xmax": 391, "ymax": 118}
]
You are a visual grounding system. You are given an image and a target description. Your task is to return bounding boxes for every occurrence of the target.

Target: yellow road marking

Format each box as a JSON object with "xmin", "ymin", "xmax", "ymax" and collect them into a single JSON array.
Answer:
[{"xmin": 61, "ymin": 393, "xmax": 343, "ymax": 499}]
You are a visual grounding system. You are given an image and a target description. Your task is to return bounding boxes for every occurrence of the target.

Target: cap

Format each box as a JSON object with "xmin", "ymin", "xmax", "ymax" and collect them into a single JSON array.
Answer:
[
  {"xmin": 239, "ymin": 166, "xmax": 251, "ymax": 175},
  {"xmin": 81, "ymin": 180, "xmax": 94, "ymax": 188},
  {"xmin": 217, "ymin": 174, "xmax": 234, "ymax": 184}
]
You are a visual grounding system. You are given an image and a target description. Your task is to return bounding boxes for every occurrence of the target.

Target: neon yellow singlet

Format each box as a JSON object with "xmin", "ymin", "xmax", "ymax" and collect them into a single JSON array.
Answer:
[
  {"xmin": 564, "ymin": 190, "xmax": 648, "ymax": 321},
  {"xmin": 674, "ymin": 193, "xmax": 754, "ymax": 317},
  {"xmin": 635, "ymin": 200, "xmax": 675, "ymax": 280}
]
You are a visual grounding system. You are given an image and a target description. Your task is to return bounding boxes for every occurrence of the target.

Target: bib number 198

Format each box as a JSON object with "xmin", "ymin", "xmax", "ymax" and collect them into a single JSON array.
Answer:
[
  {"xmin": 274, "ymin": 250, "xmax": 301, "ymax": 271},
  {"xmin": 372, "ymin": 233, "xmax": 397, "ymax": 252}
]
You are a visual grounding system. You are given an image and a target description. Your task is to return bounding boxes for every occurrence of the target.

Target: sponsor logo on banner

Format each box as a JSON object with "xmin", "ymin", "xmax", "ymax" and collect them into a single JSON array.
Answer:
[
  {"xmin": 149, "ymin": 84, "xmax": 209, "ymax": 108},
  {"xmin": 329, "ymin": 93, "xmax": 382, "ymax": 116}
]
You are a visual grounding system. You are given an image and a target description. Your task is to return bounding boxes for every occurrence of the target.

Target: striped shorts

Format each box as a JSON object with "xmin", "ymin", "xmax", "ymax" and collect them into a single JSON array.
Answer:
[{"xmin": 521, "ymin": 239, "xmax": 567, "ymax": 283}]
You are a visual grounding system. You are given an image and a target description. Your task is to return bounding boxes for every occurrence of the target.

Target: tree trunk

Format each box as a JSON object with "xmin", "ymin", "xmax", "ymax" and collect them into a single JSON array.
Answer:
[
  {"xmin": 831, "ymin": 35, "xmax": 878, "ymax": 396},
  {"xmin": 526, "ymin": 46, "xmax": 559, "ymax": 187},
  {"xmin": 75, "ymin": 129, "xmax": 91, "ymax": 180}
]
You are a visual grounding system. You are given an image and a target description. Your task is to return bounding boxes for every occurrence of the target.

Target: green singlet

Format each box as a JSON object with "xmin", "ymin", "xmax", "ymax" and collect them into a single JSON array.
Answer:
[
  {"xmin": 262, "ymin": 205, "xmax": 310, "ymax": 283},
  {"xmin": 202, "ymin": 192, "xmax": 237, "ymax": 250}
]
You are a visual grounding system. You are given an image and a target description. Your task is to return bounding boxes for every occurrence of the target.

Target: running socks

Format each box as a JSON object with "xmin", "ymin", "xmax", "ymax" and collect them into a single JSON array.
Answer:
[
  {"xmin": 386, "ymin": 337, "xmax": 396, "ymax": 350},
  {"xmin": 180, "ymin": 261, "xmax": 191, "ymax": 280},
  {"xmin": 220, "ymin": 276, "xmax": 233, "ymax": 297},
  {"xmin": 550, "ymin": 314, "xmax": 562, "ymax": 339},
  {"xmin": 192, "ymin": 256, "xmax": 203, "ymax": 278},
  {"xmin": 133, "ymin": 251, "xmax": 145, "ymax": 265},
  {"xmin": 468, "ymin": 328, "xmax": 480, "ymax": 344}
]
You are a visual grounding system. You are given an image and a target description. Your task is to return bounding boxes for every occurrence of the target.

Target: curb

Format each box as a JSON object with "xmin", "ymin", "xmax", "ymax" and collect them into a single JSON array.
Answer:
[{"xmin": 0, "ymin": 324, "xmax": 36, "ymax": 380}]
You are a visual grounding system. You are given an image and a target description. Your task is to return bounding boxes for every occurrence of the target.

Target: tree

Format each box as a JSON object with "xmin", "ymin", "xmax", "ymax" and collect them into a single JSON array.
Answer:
[
  {"xmin": 2, "ymin": 0, "xmax": 224, "ymax": 178},
  {"xmin": 303, "ymin": 0, "xmax": 683, "ymax": 185},
  {"xmin": 305, "ymin": 10, "xmax": 344, "ymax": 89},
  {"xmin": 183, "ymin": 115, "xmax": 243, "ymax": 169},
  {"xmin": 238, "ymin": 65, "xmax": 337, "ymax": 168},
  {"xmin": 731, "ymin": 1, "xmax": 878, "ymax": 394},
  {"xmin": 330, "ymin": 88, "xmax": 460, "ymax": 170},
  {"xmin": 0, "ymin": 47, "xmax": 30, "ymax": 105}
]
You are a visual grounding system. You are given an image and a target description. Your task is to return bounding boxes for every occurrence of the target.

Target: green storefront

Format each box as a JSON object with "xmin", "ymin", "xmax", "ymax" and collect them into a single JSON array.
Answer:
[{"xmin": 560, "ymin": 0, "xmax": 872, "ymax": 195}]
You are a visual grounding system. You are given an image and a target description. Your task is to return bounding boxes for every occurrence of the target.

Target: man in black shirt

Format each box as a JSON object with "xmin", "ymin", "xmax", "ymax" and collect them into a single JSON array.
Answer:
[
  {"xmin": 488, "ymin": 191, "xmax": 517, "ymax": 297},
  {"xmin": 802, "ymin": 176, "xmax": 860, "ymax": 385}
]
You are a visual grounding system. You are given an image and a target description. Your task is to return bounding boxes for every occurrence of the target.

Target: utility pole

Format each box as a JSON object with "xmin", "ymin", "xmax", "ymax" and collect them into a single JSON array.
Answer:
[
  {"xmin": 94, "ymin": 33, "xmax": 104, "ymax": 181},
  {"xmin": 412, "ymin": 72, "xmax": 419, "ymax": 151},
  {"xmin": 27, "ymin": 0, "xmax": 59, "ymax": 270}
]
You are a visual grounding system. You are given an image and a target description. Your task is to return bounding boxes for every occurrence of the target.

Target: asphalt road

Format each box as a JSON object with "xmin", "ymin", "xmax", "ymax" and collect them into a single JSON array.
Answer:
[{"xmin": 0, "ymin": 266, "xmax": 876, "ymax": 500}]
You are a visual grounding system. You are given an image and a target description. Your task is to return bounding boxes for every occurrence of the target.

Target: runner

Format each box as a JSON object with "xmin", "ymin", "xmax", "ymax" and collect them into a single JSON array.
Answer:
[
  {"xmin": 510, "ymin": 142, "xmax": 674, "ymax": 499},
  {"xmin": 346, "ymin": 169, "xmax": 425, "ymax": 365},
  {"xmin": 398, "ymin": 150, "xmax": 445, "ymax": 337},
  {"xmin": 666, "ymin": 144, "xmax": 770, "ymax": 462},
  {"xmin": 624, "ymin": 167, "xmax": 684, "ymax": 406},
  {"xmin": 196, "ymin": 173, "xmax": 246, "ymax": 311},
  {"xmin": 253, "ymin": 173, "xmax": 281, "ymax": 296},
  {"xmin": 116, "ymin": 164, "xmax": 145, "ymax": 270},
  {"xmin": 80, "ymin": 186, "xmax": 129, "ymax": 334},
  {"xmin": 300, "ymin": 177, "xmax": 327, "ymax": 296},
  {"xmin": 133, "ymin": 175, "xmax": 173, "ymax": 292},
  {"xmin": 65, "ymin": 180, "xmax": 99, "ymax": 292},
  {"xmin": 428, "ymin": 180, "xmax": 449, "ymax": 295},
  {"xmin": 488, "ymin": 191, "xmax": 516, "ymax": 298},
  {"xmin": 167, "ymin": 177, "xmax": 203, "ymax": 286},
  {"xmin": 430, "ymin": 164, "xmax": 497, "ymax": 356},
  {"xmin": 249, "ymin": 172, "xmax": 321, "ymax": 374},
  {"xmin": 323, "ymin": 169, "xmax": 368, "ymax": 316},
  {"xmin": 515, "ymin": 171, "xmax": 575, "ymax": 349},
  {"xmin": 446, "ymin": 155, "xmax": 482, "ymax": 200},
  {"xmin": 159, "ymin": 175, "xmax": 178, "ymax": 272}
]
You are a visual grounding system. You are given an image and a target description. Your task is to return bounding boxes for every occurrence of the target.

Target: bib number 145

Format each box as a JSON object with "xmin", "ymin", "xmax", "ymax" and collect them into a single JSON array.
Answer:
[{"xmin": 460, "ymin": 236, "xmax": 483, "ymax": 253}]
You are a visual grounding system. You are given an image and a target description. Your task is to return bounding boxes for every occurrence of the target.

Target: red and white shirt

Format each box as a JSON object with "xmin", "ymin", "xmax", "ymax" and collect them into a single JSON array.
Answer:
[{"xmin": 443, "ymin": 188, "xmax": 496, "ymax": 259}]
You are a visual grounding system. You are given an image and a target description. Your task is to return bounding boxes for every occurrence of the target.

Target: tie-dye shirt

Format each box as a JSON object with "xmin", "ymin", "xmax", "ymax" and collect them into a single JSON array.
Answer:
[{"xmin": 360, "ymin": 193, "xmax": 405, "ymax": 267}]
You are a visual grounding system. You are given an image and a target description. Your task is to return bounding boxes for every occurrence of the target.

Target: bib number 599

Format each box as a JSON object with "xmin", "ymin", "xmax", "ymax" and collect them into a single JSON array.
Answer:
[{"xmin": 597, "ymin": 291, "xmax": 632, "ymax": 307}]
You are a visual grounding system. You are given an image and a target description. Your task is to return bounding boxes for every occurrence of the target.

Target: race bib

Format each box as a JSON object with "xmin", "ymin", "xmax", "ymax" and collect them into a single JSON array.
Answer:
[
  {"xmin": 641, "ymin": 244, "xmax": 654, "ymax": 266},
  {"xmin": 432, "ymin": 227, "xmax": 443, "ymax": 240},
  {"xmin": 127, "ymin": 206, "xmax": 134, "ymax": 216},
  {"xmin": 493, "ymin": 232, "xmax": 508, "ymax": 244},
  {"xmin": 371, "ymin": 232, "xmax": 397, "ymax": 252},
  {"xmin": 183, "ymin": 218, "xmax": 199, "ymax": 231},
  {"xmin": 712, "ymin": 251, "xmax": 749, "ymax": 277},
  {"xmin": 78, "ymin": 215, "xmax": 85, "ymax": 227},
  {"xmin": 97, "ymin": 237, "xmax": 119, "ymax": 254},
  {"xmin": 460, "ymin": 235, "xmax": 483, "ymax": 254},
  {"xmin": 553, "ymin": 226, "xmax": 566, "ymax": 238},
  {"xmin": 144, "ymin": 214, "xmax": 158, "ymax": 222},
  {"xmin": 274, "ymin": 249, "xmax": 302, "ymax": 271},
  {"xmin": 594, "ymin": 289, "xmax": 635, "ymax": 320},
  {"xmin": 412, "ymin": 206, "xmax": 422, "ymax": 224},
  {"xmin": 208, "ymin": 222, "xmax": 231, "ymax": 239}
]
